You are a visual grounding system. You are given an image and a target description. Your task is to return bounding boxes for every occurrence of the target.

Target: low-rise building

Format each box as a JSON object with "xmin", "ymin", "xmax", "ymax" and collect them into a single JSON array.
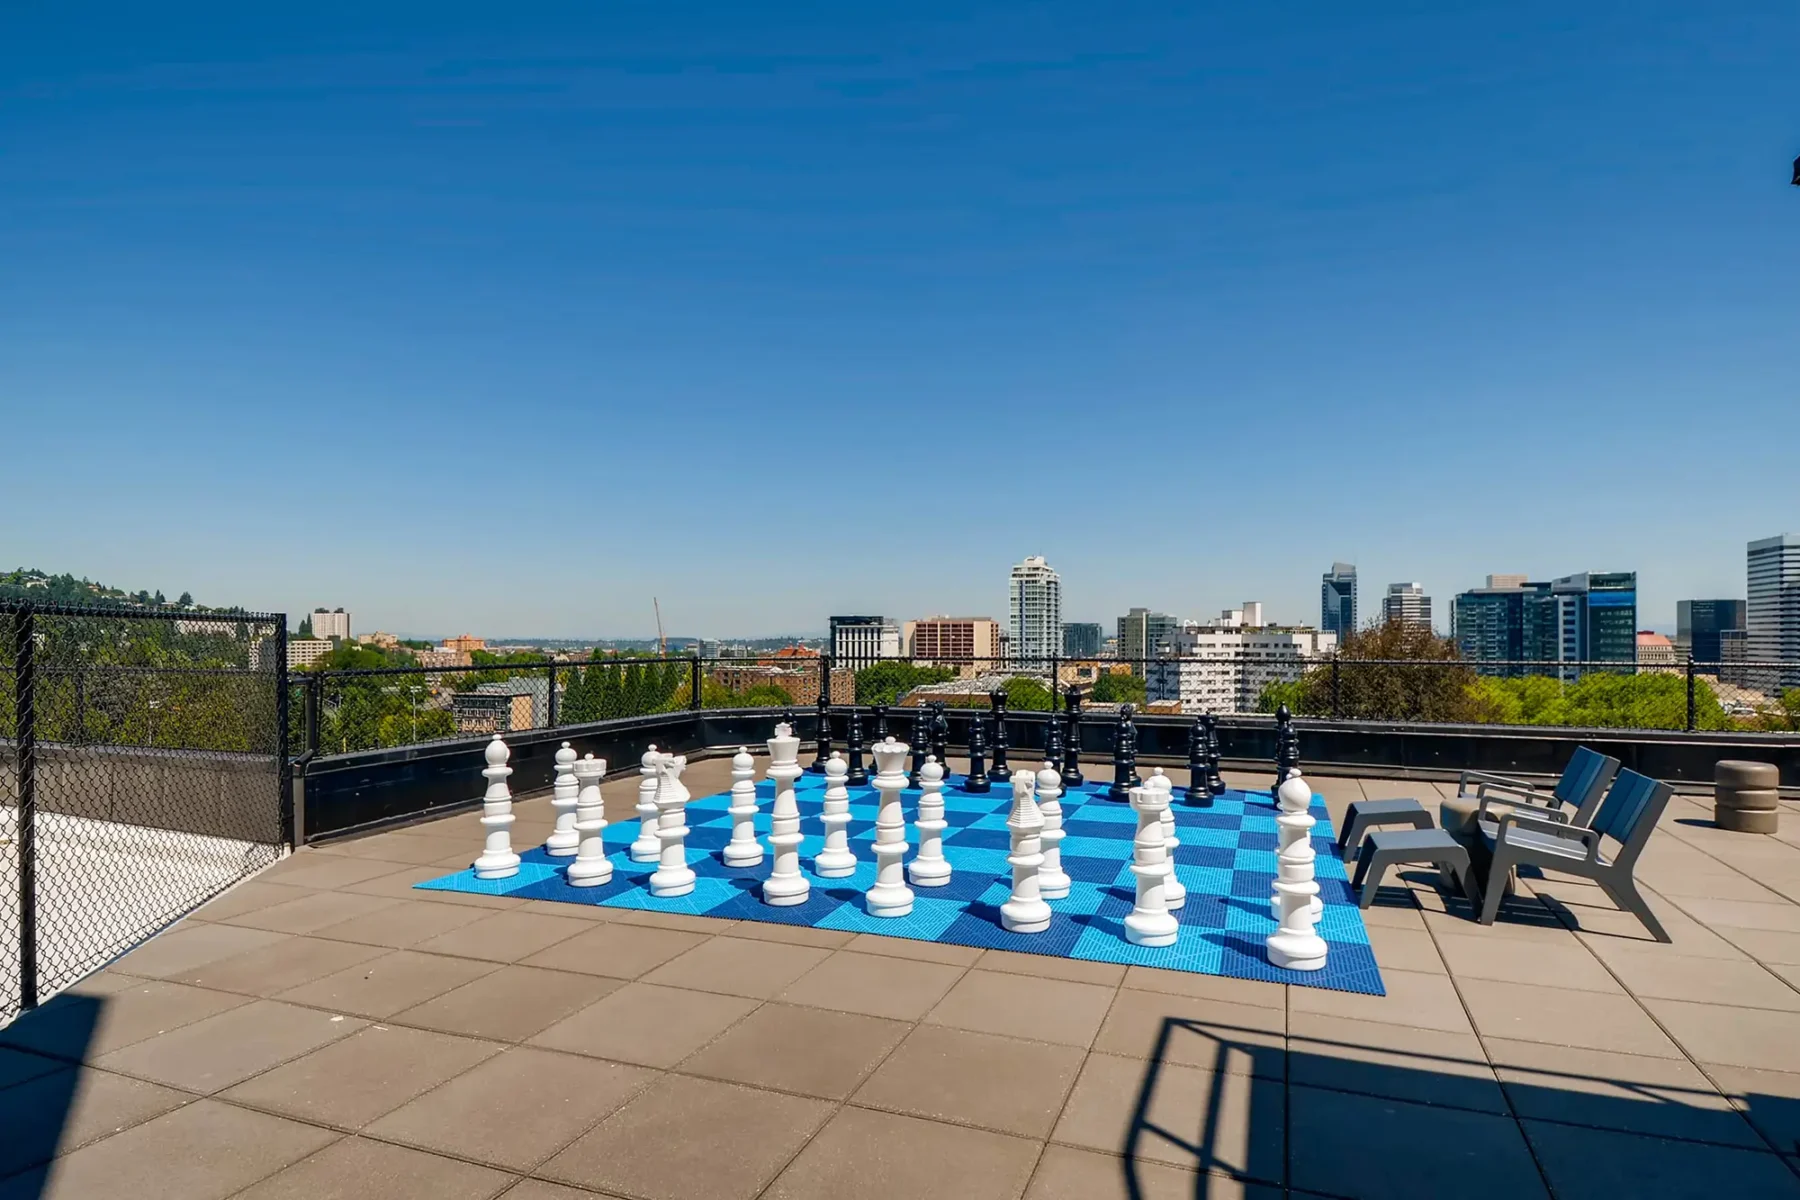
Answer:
[
  {"xmin": 1145, "ymin": 610, "xmax": 1336, "ymax": 714},
  {"xmin": 452, "ymin": 676, "xmax": 549, "ymax": 734},
  {"xmin": 442, "ymin": 633, "xmax": 487, "ymax": 653},
  {"xmin": 286, "ymin": 638, "xmax": 334, "ymax": 669},
  {"xmin": 1636, "ymin": 631, "xmax": 1679, "ymax": 670},
  {"xmin": 904, "ymin": 616, "xmax": 1003, "ymax": 675}
]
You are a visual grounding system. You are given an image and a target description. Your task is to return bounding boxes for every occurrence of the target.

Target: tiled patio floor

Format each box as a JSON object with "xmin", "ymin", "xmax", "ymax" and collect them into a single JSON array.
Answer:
[{"xmin": 7, "ymin": 762, "xmax": 1800, "ymax": 1198}]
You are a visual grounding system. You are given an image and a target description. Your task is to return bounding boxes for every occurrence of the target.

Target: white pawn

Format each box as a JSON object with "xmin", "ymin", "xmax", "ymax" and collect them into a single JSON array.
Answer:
[
  {"xmin": 908, "ymin": 756, "xmax": 952, "ymax": 888},
  {"xmin": 1002, "ymin": 772, "xmax": 1052, "ymax": 934},
  {"xmin": 629, "ymin": 745, "xmax": 662, "ymax": 862},
  {"xmin": 566, "ymin": 754, "xmax": 613, "ymax": 887},
  {"xmin": 648, "ymin": 752, "xmax": 695, "ymax": 897},
  {"xmin": 763, "ymin": 723, "xmax": 810, "ymax": 906},
  {"xmin": 722, "ymin": 747, "xmax": 764, "ymax": 868},
  {"xmin": 1035, "ymin": 760, "xmax": 1070, "ymax": 900},
  {"xmin": 545, "ymin": 741, "xmax": 581, "ymax": 857},
  {"xmin": 1268, "ymin": 768, "xmax": 1328, "ymax": 971},
  {"xmin": 865, "ymin": 736, "xmax": 914, "ymax": 918},
  {"xmin": 1124, "ymin": 781, "xmax": 1179, "ymax": 947},
  {"xmin": 472, "ymin": 734, "xmax": 520, "ymax": 879},
  {"xmin": 1270, "ymin": 771, "xmax": 1324, "ymax": 922},
  {"xmin": 815, "ymin": 753, "xmax": 857, "ymax": 877},
  {"xmin": 1149, "ymin": 770, "xmax": 1185, "ymax": 911}
]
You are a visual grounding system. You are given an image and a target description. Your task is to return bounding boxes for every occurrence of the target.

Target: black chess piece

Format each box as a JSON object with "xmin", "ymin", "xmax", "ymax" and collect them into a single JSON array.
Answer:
[
  {"xmin": 988, "ymin": 690, "xmax": 1012, "ymax": 783},
  {"xmin": 872, "ymin": 703, "xmax": 889, "ymax": 742},
  {"xmin": 965, "ymin": 706, "xmax": 991, "ymax": 792},
  {"xmin": 780, "ymin": 706, "xmax": 798, "ymax": 738},
  {"xmin": 1273, "ymin": 703, "xmax": 1298, "ymax": 798},
  {"xmin": 930, "ymin": 701, "xmax": 951, "ymax": 782},
  {"xmin": 1185, "ymin": 718, "xmax": 1211, "ymax": 805},
  {"xmin": 1043, "ymin": 703, "xmax": 1064, "ymax": 772},
  {"xmin": 1060, "ymin": 688, "xmax": 1085, "ymax": 787},
  {"xmin": 846, "ymin": 706, "xmax": 868, "ymax": 786},
  {"xmin": 909, "ymin": 705, "xmax": 931, "ymax": 786},
  {"xmin": 1203, "ymin": 713, "xmax": 1227, "ymax": 796},
  {"xmin": 808, "ymin": 682, "xmax": 833, "ymax": 773},
  {"xmin": 1107, "ymin": 703, "xmax": 1140, "ymax": 801}
]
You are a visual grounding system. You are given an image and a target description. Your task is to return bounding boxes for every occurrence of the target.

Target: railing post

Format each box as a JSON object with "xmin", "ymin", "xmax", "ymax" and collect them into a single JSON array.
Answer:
[
  {"xmin": 304, "ymin": 673, "xmax": 322, "ymax": 756},
  {"xmin": 1331, "ymin": 655, "xmax": 1342, "ymax": 719},
  {"xmin": 275, "ymin": 622, "xmax": 291, "ymax": 845},
  {"xmin": 1050, "ymin": 655, "xmax": 1060, "ymax": 711},
  {"xmin": 14, "ymin": 604, "xmax": 38, "ymax": 1011},
  {"xmin": 690, "ymin": 655, "xmax": 703, "ymax": 711},
  {"xmin": 547, "ymin": 662, "xmax": 559, "ymax": 728},
  {"xmin": 1686, "ymin": 656, "xmax": 1697, "ymax": 732}
]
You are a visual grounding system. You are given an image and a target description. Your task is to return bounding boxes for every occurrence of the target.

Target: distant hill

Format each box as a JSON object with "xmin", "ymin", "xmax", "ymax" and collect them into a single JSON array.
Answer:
[{"xmin": 0, "ymin": 568, "xmax": 240, "ymax": 613}]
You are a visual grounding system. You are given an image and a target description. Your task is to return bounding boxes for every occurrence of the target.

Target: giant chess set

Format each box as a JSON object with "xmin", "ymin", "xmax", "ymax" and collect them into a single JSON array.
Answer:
[{"xmin": 421, "ymin": 700, "xmax": 1384, "ymax": 994}]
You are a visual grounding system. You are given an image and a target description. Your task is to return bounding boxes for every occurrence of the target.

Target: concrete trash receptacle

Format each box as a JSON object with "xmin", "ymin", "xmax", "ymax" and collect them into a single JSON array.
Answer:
[{"xmin": 1715, "ymin": 760, "xmax": 1780, "ymax": 834}]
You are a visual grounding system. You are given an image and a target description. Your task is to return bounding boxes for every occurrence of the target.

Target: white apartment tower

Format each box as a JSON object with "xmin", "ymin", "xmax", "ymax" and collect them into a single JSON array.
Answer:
[
  {"xmin": 1381, "ymin": 583, "xmax": 1432, "ymax": 631},
  {"xmin": 828, "ymin": 616, "xmax": 901, "ymax": 671},
  {"xmin": 310, "ymin": 608, "xmax": 351, "ymax": 640},
  {"xmin": 1008, "ymin": 556, "xmax": 1063, "ymax": 666},
  {"xmin": 1747, "ymin": 534, "xmax": 1800, "ymax": 690}
]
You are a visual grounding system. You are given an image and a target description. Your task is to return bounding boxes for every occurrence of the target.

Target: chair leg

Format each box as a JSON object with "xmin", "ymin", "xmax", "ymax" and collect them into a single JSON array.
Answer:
[
  {"xmin": 1357, "ymin": 855, "xmax": 1391, "ymax": 910},
  {"xmin": 1601, "ymin": 876, "xmax": 1671, "ymax": 944},
  {"xmin": 1339, "ymin": 815, "xmax": 1365, "ymax": 862},
  {"xmin": 1477, "ymin": 850, "xmax": 1512, "ymax": 926},
  {"xmin": 1452, "ymin": 856, "xmax": 1482, "ymax": 912}
]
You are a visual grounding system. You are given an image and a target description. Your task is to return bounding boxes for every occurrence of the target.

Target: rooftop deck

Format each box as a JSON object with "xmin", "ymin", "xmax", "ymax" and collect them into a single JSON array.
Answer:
[{"xmin": 6, "ymin": 762, "xmax": 1800, "ymax": 1199}]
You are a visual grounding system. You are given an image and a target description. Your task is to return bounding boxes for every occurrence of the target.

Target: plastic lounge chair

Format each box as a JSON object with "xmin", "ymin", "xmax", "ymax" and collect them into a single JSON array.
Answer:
[
  {"xmin": 1461, "ymin": 746, "xmax": 1620, "ymax": 828},
  {"xmin": 1477, "ymin": 769, "xmax": 1673, "ymax": 942}
]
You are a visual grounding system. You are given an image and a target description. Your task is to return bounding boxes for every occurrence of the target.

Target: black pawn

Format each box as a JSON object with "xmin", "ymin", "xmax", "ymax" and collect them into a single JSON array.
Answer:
[
  {"xmin": 965, "ymin": 707, "xmax": 990, "ymax": 793},
  {"xmin": 988, "ymin": 690, "xmax": 1012, "ymax": 783},
  {"xmin": 1107, "ymin": 702, "xmax": 1141, "ymax": 801},
  {"xmin": 872, "ymin": 703, "xmax": 889, "ymax": 742},
  {"xmin": 1185, "ymin": 718, "xmax": 1210, "ymax": 805},
  {"xmin": 1204, "ymin": 713, "xmax": 1227, "ymax": 796},
  {"xmin": 1060, "ymin": 688, "xmax": 1085, "ymax": 787},
  {"xmin": 930, "ymin": 702, "xmax": 951, "ymax": 782},
  {"xmin": 808, "ymin": 684, "xmax": 833, "ymax": 773},
  {"xmin": 909, "ymin": 706, "xmax": 931, "ymax": 786},
  {"xmin": 780, "ymin": 706, "xmax": 798, "ymax": 737},
  {"xmin": 1273, "ymin": 703, "xmax": 1297, "ymax": 797},
  {"xmin": 846, "ymin": 706, "xmax": 868, "ymax": 786}
]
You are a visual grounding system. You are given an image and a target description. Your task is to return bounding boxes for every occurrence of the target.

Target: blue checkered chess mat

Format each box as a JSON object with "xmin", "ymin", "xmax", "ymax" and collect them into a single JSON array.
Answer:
[{"xmin": 417, "ymin": 771, "xmax": 1385, "ymax": 995}]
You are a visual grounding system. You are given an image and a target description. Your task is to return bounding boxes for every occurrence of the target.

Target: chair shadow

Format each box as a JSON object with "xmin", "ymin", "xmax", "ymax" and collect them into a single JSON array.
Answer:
[{"xmin": 0, "ymin": 989, "xmax": 107, "ymax": 1195}]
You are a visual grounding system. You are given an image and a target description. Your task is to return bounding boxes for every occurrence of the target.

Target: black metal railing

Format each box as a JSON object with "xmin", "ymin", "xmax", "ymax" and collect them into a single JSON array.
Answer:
[{"xmin": 1, "ymin": 601, "xmax": 288, "ymax": 1023}]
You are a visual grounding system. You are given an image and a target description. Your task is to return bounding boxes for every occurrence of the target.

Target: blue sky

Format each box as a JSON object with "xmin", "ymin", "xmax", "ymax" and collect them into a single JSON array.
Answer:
[{"xmin": 4, "ymin": 2, "xmax": 1796, "ymax": 638}]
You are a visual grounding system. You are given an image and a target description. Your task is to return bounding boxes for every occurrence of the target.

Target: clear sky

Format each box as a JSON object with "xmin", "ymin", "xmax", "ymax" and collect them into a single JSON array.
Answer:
[{"xmin": 5, "ymin": 2, "xmax": 1796, "ymax": 639}]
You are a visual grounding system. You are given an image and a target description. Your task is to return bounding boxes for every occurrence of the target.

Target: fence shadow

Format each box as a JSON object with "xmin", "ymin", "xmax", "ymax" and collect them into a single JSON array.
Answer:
[{"xmin": 0, "ymin": 989, "xmax": 106, "ymax": 1195}]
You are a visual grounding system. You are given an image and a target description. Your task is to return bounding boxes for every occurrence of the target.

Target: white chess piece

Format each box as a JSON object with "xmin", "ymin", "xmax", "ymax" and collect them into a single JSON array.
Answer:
[
  {"xmin": 1270, "ymin": 771, "xmax": 1324, "ymax": 921},
  {"xmin": 722, "ymin": 747, "xmax": 764, "ymax": 868},
  {"xmin": 1124, "ymin": 781, "xmax": 1179, "ymax": 947},
  {"xmin": 865, "ymin": 736, "xmax": 914, "ymax": 918},
  {"xmin": 908, "ymin": 756, "xmax": 952, "ymax": 888},
  {"xmin": 630, "ymin": 745, "xmax": 662, "ymax": 862},
  {"xmin": 1268, "ymin": 768, "xmax": 1328, "ymax": 971},
  {"xmin": 762, "ymin": 723, "xmax": 811, "ymax": 906},
  {"xmin": 1035, "ymin": 760, "xmax": 1070, "ymax": 900},
  {"xmin": 1149, "ymin": 770, "xmax": 1185, "ymax": 911},
  {"xmin": 647, "ymin": 752, "xmax": 695, "ymax": 897},
  {"xmin": 566, "ymin": 753, "xmax": 613, "ymax": 887},
  {"xmin": 815, "ymin": 753, "xmax": 857, "ymax": 877},
  {"xmin": 545, "ymin": 741, "xmax": 581, "ymax": 856},
  {"xmin": 1001, "ymin": 772, "xmax": 1052, "ymax": 934},
  {"xmin": 472, "ymin": 735, "xmax": 520, "ymax": 879}
]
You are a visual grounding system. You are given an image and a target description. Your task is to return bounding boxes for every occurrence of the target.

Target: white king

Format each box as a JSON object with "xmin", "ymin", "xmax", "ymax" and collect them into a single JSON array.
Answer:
[
  {"xmin": 762, "ymin": 723, "xmax": 810, "ymax": 906},
  {"xmin": 472, "ymin": 734, "xmax": 520, "ymax": 879},
  {"xmin": 864, "ymin": 736, "xmax": 914, "ymax": 918}
]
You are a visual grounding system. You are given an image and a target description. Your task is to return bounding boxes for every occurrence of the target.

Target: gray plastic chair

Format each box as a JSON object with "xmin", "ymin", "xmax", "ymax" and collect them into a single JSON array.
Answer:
[
  {"xmin": 1463, "ymin": 745, "xmax": 1620, "ymax": 829},
  {"xmin": 1478, "ymin": 768, "xmax": 1673, "ymax": 942}
]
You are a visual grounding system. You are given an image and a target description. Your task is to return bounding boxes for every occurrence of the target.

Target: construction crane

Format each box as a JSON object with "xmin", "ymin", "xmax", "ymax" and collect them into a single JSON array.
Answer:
[{"xmin": 654, "ymin": 597, "xmax": 666, "ymax": 655}]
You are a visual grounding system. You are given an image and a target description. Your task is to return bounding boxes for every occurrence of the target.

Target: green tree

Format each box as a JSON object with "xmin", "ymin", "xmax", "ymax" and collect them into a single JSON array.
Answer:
[
  {"xmin": 1001, "ymin": 677, "xmax": 1055, "ymax": 711},
  {"xmin": 855, "ymin": 662, "xmax": 955, "ymax": 707},
  {"xmin": 177, "ymin": 591, "xmax": 194, "ymax": 607},
  {"xmin": 1266, "ymin": 622, "xmax": 1482, "ymax": 722},
  {"xmin": 1089, "ymin": 672, "xmax": 1147, "ymax": 705},
  {"xmin": 296, "ymin": 615, "xmax": 314, "ymax": 639}
]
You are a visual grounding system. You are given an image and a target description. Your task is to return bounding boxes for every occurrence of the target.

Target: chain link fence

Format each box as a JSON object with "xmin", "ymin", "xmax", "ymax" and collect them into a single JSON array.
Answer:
[{"xmin": 1, "ymin": 603, "xmax": 286, "ymax": 1023}]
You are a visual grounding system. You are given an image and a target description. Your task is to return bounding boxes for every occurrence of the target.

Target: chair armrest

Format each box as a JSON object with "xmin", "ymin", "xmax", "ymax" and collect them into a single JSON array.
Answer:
[
  {"xmin": 1458, "ymin": 769, "xmax": 1537, "ymax": 798},
  {"xmin": 1497, "ymin": 811, "xmax": 1601, "ymax": 865},
  {"xmin": 1478, "ymin": 793, "xmax": 1567, "ymax": 825},
  {"xmin": 1475, "ymin": 779, "xmax": 1548, "ymax": 805}
]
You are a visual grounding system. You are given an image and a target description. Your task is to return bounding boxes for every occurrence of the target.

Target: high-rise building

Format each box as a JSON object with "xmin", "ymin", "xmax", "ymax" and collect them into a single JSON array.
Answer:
[
  {"xmin": 1523, "ymin": 572, "xmax": 1638, "ymax": 679},
  {"xmin": 1007, "ymin": 556, "xmax": 1062, "ymax": 666},
  {"xmin": 904, "ymin": 616, "xmax": 1003, "ymax": 670},
  {"xmin": 1381, "ymin": 583, "xmax": 1432, "ymax": 631},
  {"xmin": 1062, "ymin": 622, "xmax": 1103, "ymax": 658},
  {"xmin": 1116, "ymin": 608, "xmax": 1182, "ymax": 674},
  {"xmin": 1748, "ymin": 534, "xmax": 1800, "ymax": 690},
  {"xmin": 1321, "ymin": 564, "xmax": 1357, "ymax": 639},
  {"xmin": 828, "ymin": 615, "xmax": 900, "ymax": 670},
  {"xmin": 311, "ymin": 607, "xmax": 351, "ymax": 640},
  {"xmin": 1452, "ymin": 579, "xmax": 1542, "ymax": 672},
  {"xmin": 1676, "ymin": 599, "xmax": 1747, "ymax": 665}
]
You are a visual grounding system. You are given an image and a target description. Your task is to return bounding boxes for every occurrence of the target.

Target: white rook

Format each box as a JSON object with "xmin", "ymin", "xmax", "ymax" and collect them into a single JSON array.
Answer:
[
  {"xmin": 815, "ymin": 753, "xmax": 857, "ymax": 877},
  {"xmin": 472, "ymin": 734, "xmax": 520, "ymax": 879},
  {"xmin": 1002, "ymin": 772, "xmax": 1052, "ymax": 934},
  {"xmin": 566, "ymin": 753, "xmax": 613, "ymax": 887},
  {"xmin": 545, "ymin": 742, "xmax": 581, "ymax": 857},
  {"xmin": 1035, "ymin": 760, "xmax": 1070, "ymax": 900},
  {"xmin": 762, "ymin": 723, "xmax": 811, "ymax": 906},
  {"xmin": 908, "ymin": 756, "xmax": 952, "ymax": 888},
  {"xmin": 1124, "ymin": 781, "xmax": 1178, "ymax": 947},
  {"xmin": 1149, "ymin": 770, "xmax": 1185, "ymax": 910},
  {"xmin": 722, "ymin": 747, "xmax": 764, "ymax": 868},
  {"xmin": 648, "ymin": 753, "xmax": 695, "ymax": 898},
  {"xmin": 630, "ymin": 745, "xmax": 662, "ymax": 862},
  {"xmin": 865, "ymin": 736, "xmax": 914, "ymax": 918},
  {"xmin": 1267, "ymin": 770, "xmax": 1328, "ymax": 971}
]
